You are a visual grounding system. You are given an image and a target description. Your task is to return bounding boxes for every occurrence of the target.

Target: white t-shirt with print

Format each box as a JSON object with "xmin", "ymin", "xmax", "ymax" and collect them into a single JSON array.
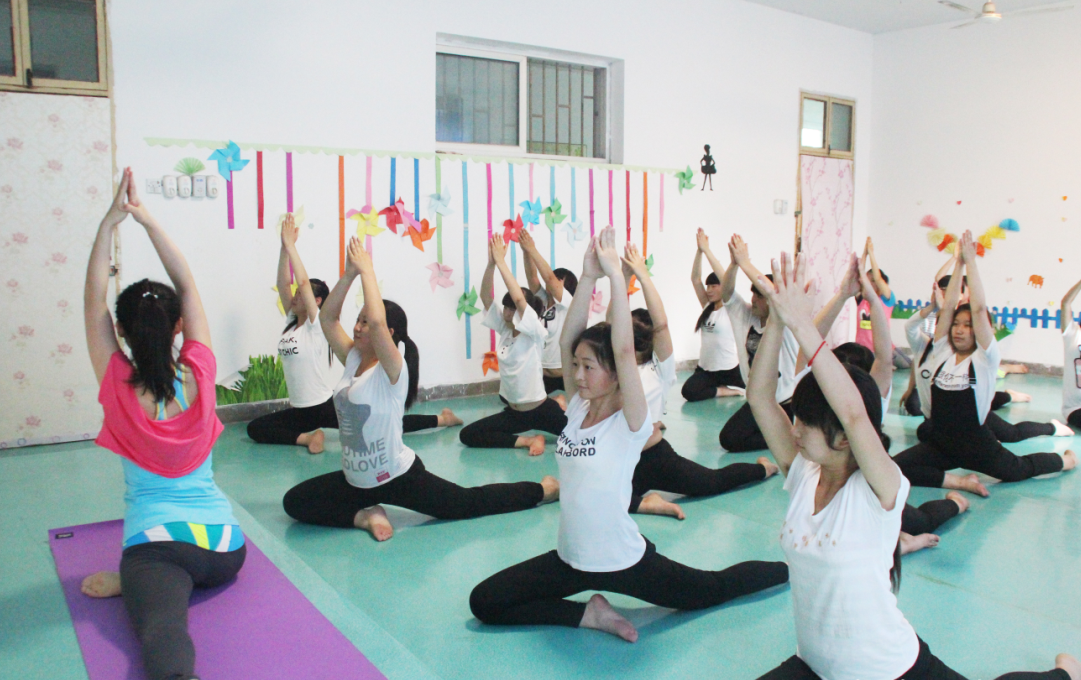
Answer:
[
  {"xmin": 1063, "ymin": 322, "xmax": 1081, "ymax": 420},
  {"xmin": 724, "ymin": 292, "xmax": 799, "ymax": 402},
  {"xmin": 640, "ymin": 352, "xmax": 677, "ymax": 425},
  {"xmin": 782, "ymin": 454, "xmax": 918, "ymax": 680},
  {"xmin": 334, "ymin": 347, "xmax": 416, "ymax": 489},
  {"xmin": 556, "ymin": 393, "xmax": 651, "ymax": 572},
  {"xmin": 279, "ymin": 316, "xmax": 334, "ymax": 408},
  {"xmin": 482, "ymin": 304, "xmax": 548, "ymax": 404},
  {"xmin": 537, "ymin": 288, "xmax": 574, "ymax": 370},
  {"xmin": 697, "ymin": 306, "xmax": 739, "ymax": 371},
  {"xmin": 928, "ymin": 336, "xmax": 1001, "ymax": 425}
]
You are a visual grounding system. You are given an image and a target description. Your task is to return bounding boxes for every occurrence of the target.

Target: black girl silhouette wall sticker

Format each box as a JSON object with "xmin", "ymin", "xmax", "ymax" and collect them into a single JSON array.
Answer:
[{"xmin": 700, "ymin": 144, "xmax": 716, "ymax": 191}]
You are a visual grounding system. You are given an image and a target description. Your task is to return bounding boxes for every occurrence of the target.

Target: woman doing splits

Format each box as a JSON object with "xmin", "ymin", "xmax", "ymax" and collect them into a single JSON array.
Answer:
[
  {"xmin": 893, "ymin": 232, "xmax": 1075, "ymax": 494},
  {"xmin": 81, "ymin": 169, "xmax": 246, "ymax": 680},
  {"xmin": 1061, "ymin": 276, "xmax": 1081, "ymax": 430},
  {"xmin": 458, "ymin": 234, "xmax": 568, "ymax": 455},
  {"xmin": 616, "ymin": 242, "xmax": 778, "ymax": 521},
  {"xmin": 247, "ymin": 216, "xmax": 460, "ymax": 453},
  {"xmin": 749, "ymin": 251, "xmax": 1079, "ymax": 680},
  {"xmin": 469, "ymin": 227, "xmax": 788, "ymax": 642},
  {"xmin": 681, "ymin": 229, "xmax": 745, "ymax": 402},
  {"xmin": 283, "ymin": 238, "xmax": 558, "ymax": 541}
]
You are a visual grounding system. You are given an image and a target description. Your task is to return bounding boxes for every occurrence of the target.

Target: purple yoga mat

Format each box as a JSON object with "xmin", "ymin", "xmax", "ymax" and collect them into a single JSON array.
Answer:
[{"xmin": 49, "ymin": 520, "xmax": 386, "ymax": 680}]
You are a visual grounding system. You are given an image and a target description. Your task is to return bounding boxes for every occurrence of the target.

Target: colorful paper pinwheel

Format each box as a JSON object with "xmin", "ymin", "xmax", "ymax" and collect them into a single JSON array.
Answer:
[
  {"xmin": 428, "ymin": 189, "xmax": 453, "ymax": 218},
  {"xmin": 379, "ymin": 198, "xmax": 411, "ymax": 235},
  {"xmin": 542, "ymin": 198, "xmax": 566, "ymax": 232},
  {"xmin": 207, "ymin": 141, "xmax": 249, "ymax": 182},
  {"xmin": 994, "ymin": 318, "xmax": 1018, "ymax": 342},
  {"xmin": 675, "ymin": 166, "xmax": 695, "ymax": 194},
  {"xmin": 644, "ymin": 254, "xmax": 655, "ymax": 275},
  {"xmin": 482, "ymin": 350, "xmax": 500, "ymax": 375},
  {"xmin": 503, "ymin": 214, "xmax": 524, "ymax": 243},
  {"xmin": 426, "ymin": 262, "xmax": 454, "ymax": 292},
  {"xmin": 590, "ymin": 288, "xmax": 605, "ymax": 314},
  {"xmin": 275, "ymin": 205, "xmax": 306, "ymax": 236},
  {"xmin": 627, "ymin": 275, "xmax": 641, "ymax": 296},
  {"xmin": 519, "ymin": 198, "xmax": 542, "ymax": 226},
  {"xmin": 457, "ymin": 287, "xmax": 481, "ymax": 319},
  {"xmin": 347, "ymin": 206, "xmax": 384, "ymax": 238},
  {"xmin": 407, "ymin": 219, "xmax": 435, "ymax": 251},
  {"xmin": 563, "ymin": 219, "xmax": 587, "ymax": 247}
]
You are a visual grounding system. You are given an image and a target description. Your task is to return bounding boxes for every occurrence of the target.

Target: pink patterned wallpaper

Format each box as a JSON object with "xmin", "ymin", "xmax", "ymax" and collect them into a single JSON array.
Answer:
[{"xmin": 799, "ymin": 155, "xmax": 854, "ymax": 348}]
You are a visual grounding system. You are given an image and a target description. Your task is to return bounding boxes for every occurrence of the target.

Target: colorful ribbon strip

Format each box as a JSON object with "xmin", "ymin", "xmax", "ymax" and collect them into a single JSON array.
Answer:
[
  {"xmin": 462, "ymin": 161, "xmax": 472, "ymax": 359},
  {"xmin": 643, "ymin": 172, "xmax": 648, "ymax": 257},
  {"xmin": 487, "ymin": 163, "xmax": 495, "ymax": 352},
  {"xmin": 588, "ymin": 169, "xmax": 595, "ymax": 237},
  {"xmin": 549, "ymin": 166, "xmax": 557, "ymax": 266},
  {"xmin": 256, "ymin": 151, "xmax": 264, "ymax": 230},
  {"xmin": 508, "ymin": 164, "xmax": 516, "ymax": 275},
  {"xmin": 435, "ymin": 157, "xmax": 443, "ymax": 264},
  {"xmin": 337, "ymin": 155, "xmax": 345, "ymax": 276}
]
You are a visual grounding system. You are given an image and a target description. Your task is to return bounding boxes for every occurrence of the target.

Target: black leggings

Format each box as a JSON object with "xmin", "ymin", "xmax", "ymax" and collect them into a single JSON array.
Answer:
[
  {"xmin": 247, "ymin": 398, "xmax": 439, "ymax": 445},
  {"xmin": 628, "ymin": 438, "xmax": 766, "ymax": 512},
  {"xmin": 458, "ymin": 398, "xmax": 568, "ymax": 449},
  {"xmin": 283, "ymin": 456, "xmax": 544, "ymax": 527},
  {"xmin": 916, "ymin": 413, "xmax": 1054, "ymax": 444},
  {"xmin": 720, "ymin": 401, "xmax": 793, "ymax": 453},
  {"xmin": 1069, "ymin": 408, "xmax": 1081, "ymax": 430},
  {"xmin": 469, "ymin": 538, "xmax": 788, "ymax": 628},
  {"xmin": 119, "ymin": 541, "xmax": 246, "ymax": 680},
  {"xmin": 758, "ymin": 637, "xmax": 1068, "ymax": 680},
  {"xmin": 902, "ymin": 499, "xmax": 960, "ymax": 535},
  {"xmin": 681, "ymin": 366, "xmax": 745, "ymax": 402},
  {"xmin": 893, "ymin": 427, "xmax": 1063, "ymax": 488},
  {"xmin": 906, "ymin": 390, "xmax": 1012, "ymax": 419},
  {"xmin": 543, "ymin": 375, "xmax": 565, "ymax": 394}
]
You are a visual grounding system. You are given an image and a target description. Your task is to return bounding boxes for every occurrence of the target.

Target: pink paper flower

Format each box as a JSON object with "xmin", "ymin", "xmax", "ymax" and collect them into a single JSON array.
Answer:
[
  {"xmin": 47, "ymin": 160, "xmax": 62, "ymax": 171},
  {"xmin": 25, "ymin": 416, "xmax": 40, "ymax": 427},
  {"xmin": 57, "ymin": 343, "xmax": 72, "ymax": 355},
  {"xmin": 17, "ymin": 325, "xmax": 34, "ymax": 337},
  {"xmin": 12, "ymin": 232, "xmax": 27, "ymax": 243},
  {"xmin": 49, "ymin": 252, "xmax": 67, "ymax": 264},
  {"xmin": 93, "ymin": 140, "xmax": 109, "ymax": 153},
  {"xmin": 6, "ymin": 138, "xmax": 22, "ymax": 150},
  {"xmin": 52, "ymin": 207, "xmax": 63, "ymax": 218}
]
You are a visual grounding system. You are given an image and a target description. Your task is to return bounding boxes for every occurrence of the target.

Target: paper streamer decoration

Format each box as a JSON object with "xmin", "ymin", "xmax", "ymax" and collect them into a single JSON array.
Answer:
[
  {"xmin": 589, "ymin": 169, "xmax": 595, "ymax": 237},
  {"xmin": 1000, "ymin": 218, "xmax": 1020, "ymax": 232},
  {"xmin": 434, "ymin": 157, "xmax": 444, "ymax": 264},
  {"xmin": 337, "ymin": 156, "xmax": 345, "ymax": 276},
  {"xmin": 548, "ymin": 166, "xmax": 558, "ymax": 264},
  {"xmin": 565, "ymin": 168, "xmax": 585, "ymax": 247},
  {"xmin": 462, "ymin": 161, "xmax": 473, "ymax": 358},
  {"xmin": 486, "ymin": 163, "xmax": 495, "ymax": 354},
  {"xmin": 625, "ymin": 171, "xmax": 631, "ymax": 241},
  {"xmin": 659, "ymin": 173, "xmax": 664, "ymax": 232},
  {"xmin": 608, "ymin": 170, "xmax": 614, "ymax": 227},
  {"xmin": 207, "ymin": 141, "xmax": 248, "ymax": 230},
  {"xmin": 256, "ymin": 151, "xmax": 264, "ymax": 229},
  {"xmin": 920, "ymin": 215, "xmax": 939, "ymax": 228},
  {"xmin": 508, "ymin": 164, "xmax": 517, "ymax": 275},
  {"xmin": 285, "ymin": 152, "xmax": 293, "ymax": 213},
  {"xmin": 642, "ymin": 173, "xmax": 648, "ymax": 257},
  {"xmin": 414, "ymin": 158, "xmax": 421, "ymax": 240}
]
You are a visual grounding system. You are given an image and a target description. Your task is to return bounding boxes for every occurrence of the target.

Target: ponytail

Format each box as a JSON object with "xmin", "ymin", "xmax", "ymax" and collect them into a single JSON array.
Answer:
[
  {"xmin": 383, "ymin": 300, "xmax": 419, "ymax": 409},
  {"xmin": 890, "ymin": 540, "xmax": 902, "ymax": 593},
  {"xmin": 694, "ymin": 301, "xmax": 718, "ymax": 332},
  {"xmin": 115, "ymin": 279, "xmax": 182, "ymax": 404}
]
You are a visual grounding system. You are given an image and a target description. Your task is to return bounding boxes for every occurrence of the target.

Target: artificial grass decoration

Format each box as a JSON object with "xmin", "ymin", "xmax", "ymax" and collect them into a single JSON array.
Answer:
[{"xmin": 216, "ymin": 355, "xmax": 288, "ymax": 405}]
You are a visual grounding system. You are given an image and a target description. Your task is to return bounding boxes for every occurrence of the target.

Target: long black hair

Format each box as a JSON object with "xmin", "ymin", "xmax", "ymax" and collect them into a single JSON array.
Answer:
[
  {"xmin": 282, "ymin": 278, "xmax": 330, "ymax": 334},
  {"xmin": 791, "ymin": 362, "xmax": 901, "ymax": 592},
  {"xmin": 552, "ymin": 268, "xmax": 579, "ymax": 296},
  {"xmin": 502, "ymin": 288, "xmax": 545, "ymax": 319},
  {"xmin": 694, "ymin": 271, "xmax": 721, "ymax": 332},
  {"xmin": 631, "ymin": 308, "xmax": 655, "ymax": 365},
  {"xmin": 115, "ymin": 279, "xmax": 182, "ymax": 404},
  {"xmin": 383, "ymin": 300, "xmax": 419, "ymax": 410}
]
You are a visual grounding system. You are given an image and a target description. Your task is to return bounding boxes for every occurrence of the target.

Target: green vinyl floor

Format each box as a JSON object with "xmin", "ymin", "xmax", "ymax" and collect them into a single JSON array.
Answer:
[{"xmin": 3, "ymin": 370, "xmax": 1080, "ymax": 679}]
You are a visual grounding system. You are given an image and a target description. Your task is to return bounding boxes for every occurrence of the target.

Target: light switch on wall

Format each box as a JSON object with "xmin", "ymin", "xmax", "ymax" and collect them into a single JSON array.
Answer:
[
  {"xmin": 192, "ymin": 175, "xmax": 206, "ymax": 198},
  {"xmin": 146, "ymin": 178, "xmax": 163, "ymax": 194},
  {"xmin": 162, "ymin": 175, "xmax": 177, "ymax": 198}
]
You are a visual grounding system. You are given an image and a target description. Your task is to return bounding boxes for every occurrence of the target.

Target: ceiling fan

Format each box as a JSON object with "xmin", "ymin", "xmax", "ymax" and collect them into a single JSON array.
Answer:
[{"xmin": 938, "ymin": 0, "xmax": 1074, "ymax": 28}]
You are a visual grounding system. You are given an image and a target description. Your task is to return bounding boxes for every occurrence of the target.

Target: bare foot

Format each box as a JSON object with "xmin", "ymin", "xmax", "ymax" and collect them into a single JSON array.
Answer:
[
  {"xmin": 81, "ymin": 571, "xmax": 121, "ymax": 598},
  {"xmin": 945, "ymin": 491, "xmax": 970, "ymax": 514},
  {"xmin": 580, "ymin": 593, "xmax": 638, "ymax": 642},
  {"xmin": 1052, "ymin": 419, "xmax": 1074, "ymax": 437},
  {"xmin": 308, "ymin": 429, "xmax": 325, "ymax": 454},
  {"xmin": 354, "ymin": 505, "xmax": 394, "ymax": 541},
  {"xmin": 1006, "ymin": 389, "xmax": 1032, "ymax": 403},
  {"xmin": 1002, "ymin": 363, "xmax": 1029, "ymax": 375},
  {"xmin": 553, "ymin": 394, "xmax": 567, "ymax": 411},
  {"xmin": 717, "ymin": 387, "xmax": 745, "ymax": 398},
  {"xmin": 437, "ymin": 408, "xmax": 464, "ymax": 427},
  {"xmin": 944, "ymin": 472, "xmax": 990, "ymax": 497},
  {"xmin": 637, "ymin": 493, "xmax": 685, "ymax": 520},
  {"xmin": 1055, "ymin": 653, "xmax": 1081, "ymax": 680},
  {"xmin": 899, "ymin": 531, "xmax": 940, "ymax": 555},
  {"xmin": 757, "ymin": 456, "xmax": 780, "ymax": 478},
  {"xmin": 1062, "ymin": 450, "xmax": 1077, "ymax": 471},
  {"xmin": 540, "ymin": 475, "xmax": 560, "ymax": 503},
  {"xmin": 515, "ymin": 434, "xmax": 546, "ymax": 456}
]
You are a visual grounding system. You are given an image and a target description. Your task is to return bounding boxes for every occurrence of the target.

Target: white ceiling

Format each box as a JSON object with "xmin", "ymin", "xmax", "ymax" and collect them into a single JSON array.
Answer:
[{"xmin": 742, "ymin": 0, "xmax": 1072, "ymax": 34}]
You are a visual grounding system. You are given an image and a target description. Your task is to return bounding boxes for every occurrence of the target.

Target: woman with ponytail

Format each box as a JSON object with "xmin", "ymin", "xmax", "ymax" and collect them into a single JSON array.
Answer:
[
  {"xmin": 81, "ymin": 169, "xmax": 245, "ymax": 680},
  {"xmin": 681, "ymin": 229, "xmax": 744, "ymax": 402},
  {"xmin": 283, "ymin": 237, "xmax": 558, "ymax": 541},
  {"xmin": 247, "ymin": 217, "xmax": 460, "ymax": 453},
  {"xmin": 749, "ymin": 252, "xmax": 1079, "ymax": 680}
]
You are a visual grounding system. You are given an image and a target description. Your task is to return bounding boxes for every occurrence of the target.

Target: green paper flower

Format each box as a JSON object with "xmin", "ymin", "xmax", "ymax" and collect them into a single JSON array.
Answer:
[
  {"xmin": 542, "ymin": 198, "xmax": 566, "ymax": 232},
  {"xmin": 675, "ymin": 166, "xmax": 695, "ymax": 194},
  {"xmin": 174, "ymin": 157, "xmax": 206, "ymax": 176},
  {"xmin": 457, "ymin": 287, "xmax": 481, "ymax": 319}
]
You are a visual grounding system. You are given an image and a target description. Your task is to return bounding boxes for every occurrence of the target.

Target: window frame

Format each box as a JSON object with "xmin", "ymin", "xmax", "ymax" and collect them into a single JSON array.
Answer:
[
  {"xmin": 1, "ymin": 0, "xmax": 110, "ymax": 97},
  {"xmin": 799, "ymin": 92, "xmax": 854, "ymax": 160},
  {"xmin": 435, "ymin": 36, "xmax": 614, "ymax": 163}
]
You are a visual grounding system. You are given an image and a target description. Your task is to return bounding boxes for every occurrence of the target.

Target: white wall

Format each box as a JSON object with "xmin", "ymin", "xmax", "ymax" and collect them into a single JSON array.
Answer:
[
  {"xmin": 869, "ymin": 11, "xmax": 1081, "ymax": 365},
  {"xmin": 109, "ymin": 0, "xmax": 874, "ymax": 387}
]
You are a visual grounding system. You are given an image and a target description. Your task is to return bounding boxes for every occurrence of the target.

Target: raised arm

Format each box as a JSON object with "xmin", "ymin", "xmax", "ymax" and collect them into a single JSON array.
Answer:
[
  {"xmin": 353, "ymin": 238, "xmax": 402, "ymax": 383},
  {"xmin": 519, "ymin": 229, "xmax": 564, "ymax": 302},
  {"xmin": 491, "ymin": 235, "xmax": 528, "ymax": 316},
  {"xmin": 719, "ymin": 239, "xmax": 740, "ymax": 304},
  {"xmin": 747, "ymin": 311, "xmax": 798, "ymax": 474},
  {"xmin": 597, "ymin": 227, "xmax": 648, "ymax": 431},
  {"xmin": 123, "ymin": 171, "xmax": 211, "ymax": 349},
  {"xmin": 861, "ymin": 269, "xmax": 894, "ymax": 398},
  {"xmin": 691, "ymin": 229, "xmax": 709, "ymax": 307},
  {"xmin": 795, "ymin": 254, "xmax": 859, "ymax": 371},
  {"xmin": 729, "ymin": 234, "xmax": 767, "ymax": 297},
  {"xmin": 865, "ymin": 237, "xmax": 892, "ymax": 299},
  {"xmin": 958, "ymin": 231, "xmax": 994, "ymax": 350},
  {"xmin": 84, "ymin": 168, "xmax": 129, "ymax": 382},
  {"xmin": 766, "ymin": 253, "xmax": 901, "ymax": 510},
  {"xmin": 624, "ymin": 243, "xmax": 673, "ymax": 362},
  {"xmin": 934, "ymin": 256, "xmax": 965, "ymax": 343},
  {"xmin": 320, "ymin": 237, "xmax": 362, "ymax": 364},
  {"xmin": 560, "ymin": 237, "xmax": 604, "ymax": 401},
  {"xmin": 280, "ymin": 215, "xmax": 320, "ymax": 324},
  {"xmin": 276, "ymin": 241, "xmax": 294, "ymax": 313},
  {"xmin": 520, "ymin": 233, "xmax": 542, "ymax": 294},
  {"xmin": 480, "ymin": 239, "xmax": 497, "ymax": 312},
  {"xmin": 1062, "ymin": 276, "xmax": 1081, "ymax": 329}
]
